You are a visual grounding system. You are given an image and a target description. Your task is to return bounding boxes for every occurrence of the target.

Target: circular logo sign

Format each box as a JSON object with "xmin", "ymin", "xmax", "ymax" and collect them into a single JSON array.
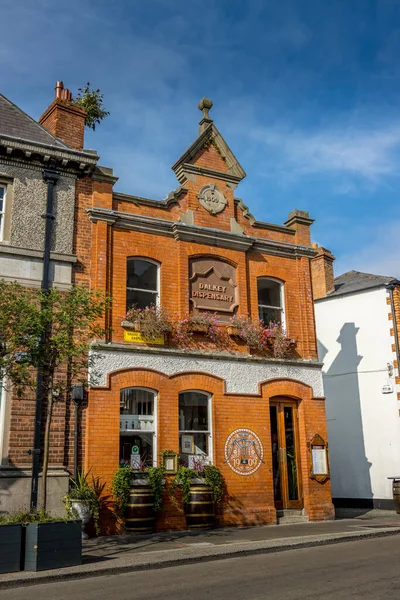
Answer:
[
  {"xmin": 224, "ymin": 428, "xmax": 264, "ymax": 475},
  {"xmin": 197, "ymin": 183, "xmax": 227, "ymax": 215}
]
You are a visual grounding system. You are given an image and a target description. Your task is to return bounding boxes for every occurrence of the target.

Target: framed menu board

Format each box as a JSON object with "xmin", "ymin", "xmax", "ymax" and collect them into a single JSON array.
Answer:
[{"xmin": 307, "ymin": 433, "xmax": 330, "ymax": 483}]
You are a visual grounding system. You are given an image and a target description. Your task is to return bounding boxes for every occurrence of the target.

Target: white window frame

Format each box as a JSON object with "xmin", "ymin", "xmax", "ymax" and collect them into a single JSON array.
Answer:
[
  {"xmin": 257, "ymin": 277, "xmax": 286, "ymax": 329},
  {"xmin": 178, "ymin": 390, "xmax": 213, "ymax": 464},
  {"xmin": 126, "ymin": 257, "xmax": 160, "ymax": 309},
  {"xmin": 0, "ymin": 183, "xmax": 7, "ymax": 242},
  {"xmin": 120, "ymin": 387, "xmax": 158, "ymax": 467}
]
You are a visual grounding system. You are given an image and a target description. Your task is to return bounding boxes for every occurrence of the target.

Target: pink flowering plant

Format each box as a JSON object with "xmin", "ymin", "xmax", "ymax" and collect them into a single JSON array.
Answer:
[
  {"xmin": 230, "ymin": 315, "xmax": 293, "ymax": 358},
  {"xmin": 124, "ymin": 305, "xmax": 172, "ymax": 340},
  {"xmin": 263, "ymin": 322, "xmax": 292, "ymax": 359},
  {"xmin": 173, "ymin": 311, "xmax": 229, "ymax": 349},
  {"xmin": 229, "ymin": 315, "xmax": 265, "ymax": 350}
]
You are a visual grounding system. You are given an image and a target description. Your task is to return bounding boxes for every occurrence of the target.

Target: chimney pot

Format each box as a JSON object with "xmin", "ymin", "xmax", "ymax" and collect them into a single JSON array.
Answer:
[
  {"xmin": 55, "ymin": 81, "xmax": 64, "ymax": 99},
  {"xmin": 39, "ymin": 81, "xmax": 86, "ymax": 150}
]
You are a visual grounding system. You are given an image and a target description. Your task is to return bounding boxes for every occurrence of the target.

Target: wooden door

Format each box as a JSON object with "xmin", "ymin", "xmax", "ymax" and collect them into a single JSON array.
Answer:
[{"xmin": 270, "ymin": 400, "xmax": 302, "ymax": 509}]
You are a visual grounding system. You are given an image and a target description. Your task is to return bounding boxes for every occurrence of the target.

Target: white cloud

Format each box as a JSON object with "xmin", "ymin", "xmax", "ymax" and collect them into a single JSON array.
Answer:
[
  {"xmin": 248, "ymin": 122, "xmax": 400, "ymax": 182},
  {"xmin": 335, "ymin": 221, "xmax": 400, "ymax": 279}
]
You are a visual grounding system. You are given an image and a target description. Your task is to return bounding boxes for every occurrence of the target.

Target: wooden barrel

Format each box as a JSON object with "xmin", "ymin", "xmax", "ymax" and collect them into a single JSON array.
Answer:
[
  {"xmin": 185, "ymin": 483, "xmax": 215, "ymax": 530},
  {"xmin": 393, "ymin": 480, "xmax": 400, "ymax": 514},
  {"xmin": 125, "ymin": 485, "xmax": 155, "ymax": 534}
]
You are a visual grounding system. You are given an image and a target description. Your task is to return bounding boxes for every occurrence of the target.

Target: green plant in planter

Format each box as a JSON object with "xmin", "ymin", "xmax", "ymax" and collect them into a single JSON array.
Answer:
[
  {"xmin": 0, "ymin": 510, "xmax": 67, "ymax": 525},
  {"xmin": 111, "ymin": 463, "xmax": 166, "ymax": 517},
  {"xmin": 202, "ymin": 464, "xmax": 225, "ymax": 504},
  {"xmin": 170, "ymin": 463, "xmax": 225, "ymax": 508},
  {"xmin": 63, "ymin": 471, "xmax": 103, "ymax": 535},
  {"xmin": 170, "ymin": 466, "xmax": 196, "ymax": 508},
  {"xmin": 144, "ymin": 465, "xmax": 166, "ymax": 512},
  {"xmin": 111, "ymin": 464, "xmax": 134, "ymax": 518}
]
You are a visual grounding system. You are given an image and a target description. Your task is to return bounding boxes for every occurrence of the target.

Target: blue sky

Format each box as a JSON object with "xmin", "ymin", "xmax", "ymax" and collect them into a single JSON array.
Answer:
[{"xmin": 2, "ymin": 0, "xmax": 400, "ymax": 277}]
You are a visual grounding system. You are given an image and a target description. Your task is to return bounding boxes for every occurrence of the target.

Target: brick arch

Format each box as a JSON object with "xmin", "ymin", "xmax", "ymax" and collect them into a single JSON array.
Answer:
[
  {"xmin": 119, "ymin": 237, "xmax": 170, "ymax": 264},
  {"xmin": 169, "ymin": 371, "xmax": 226, "ymax": 394},
  {"xmin": 95, "ymin": 367, "xmax": 170, "ymax": 391},
  {"xmin": 259, "ymin": 377, "xmax": 314, "ymax": 401},
  {"xmin": 256, "ymin": 274, "xmax": 286, "ymax": 285},
  {"xmin": 188, "ymin": 253, "xmax": 238, "ymax": 268}
]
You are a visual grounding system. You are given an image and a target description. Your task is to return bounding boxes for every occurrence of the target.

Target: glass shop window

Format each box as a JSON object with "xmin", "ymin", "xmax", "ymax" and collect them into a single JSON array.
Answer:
[
  {"xmin": 126, "ymin": 258, "xmax": 159, "ymax": 311},
  {"xmin": 257, "ymin": 278, "xmax": 284, "ymax": 325},
  {"xmin": 120, "ymin": 388, "xmax": 156, "ymax": 468},
  {"xmin": 178, "ymin": 391, "xmax": 211, "ymax": 468}
]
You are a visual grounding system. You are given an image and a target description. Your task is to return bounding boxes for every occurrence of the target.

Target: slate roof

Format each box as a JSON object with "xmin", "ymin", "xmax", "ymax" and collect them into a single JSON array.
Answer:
[
  {"xmin": 0, "ymin": 93, "xmax": 71, "ymax": 150},
  {"xmin": 327, "ymin": 270, "xmax": 398, "ymax": 298}
]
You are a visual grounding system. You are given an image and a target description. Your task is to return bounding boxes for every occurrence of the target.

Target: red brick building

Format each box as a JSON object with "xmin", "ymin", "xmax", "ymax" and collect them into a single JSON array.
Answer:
[{"xmin": 2, "ymin": 85, "xmax": 334, "ymax": 528}]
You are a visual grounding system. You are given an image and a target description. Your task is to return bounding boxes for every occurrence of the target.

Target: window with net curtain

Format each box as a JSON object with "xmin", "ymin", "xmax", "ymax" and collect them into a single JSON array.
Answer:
[
  {"xmin": 120, "ymin": 388, "xmax": 155, "ymax": 467},
  {"xmin": 179, "ymin": 392, "xmax": 211, "ymax": 467},
  {"xmin": 257, "ymin": 278, "xmax": 284, "ymax": 325},
  {"xmin": 126, "ymin": 258, "xmax": 159, "ymax": 311},
  {"xmin": 0, "ymin": 184, "xmax": 7, "ymax": 241}
]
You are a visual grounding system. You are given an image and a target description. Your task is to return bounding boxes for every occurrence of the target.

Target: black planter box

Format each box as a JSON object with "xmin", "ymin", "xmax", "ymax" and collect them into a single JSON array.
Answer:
[
  {"xmin": 24, "ymin": 521, "xmax": 82, "ymax": 572},
  {"xmin": 0, "ymin": 524, "xmax": 23, "ymax": 574}
]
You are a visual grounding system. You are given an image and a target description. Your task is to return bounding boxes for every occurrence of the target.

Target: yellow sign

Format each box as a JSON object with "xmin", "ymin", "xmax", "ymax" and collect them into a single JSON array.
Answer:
[{"xmin": 123, "ymin": 330, "xmax": 165, "ymax": 345}]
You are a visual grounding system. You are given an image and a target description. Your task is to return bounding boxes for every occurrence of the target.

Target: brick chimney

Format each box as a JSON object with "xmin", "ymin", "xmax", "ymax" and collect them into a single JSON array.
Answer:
[
  {"xmin": 39, "ymin": 81, "xmax": 86, "ymax": 150},
  {"xmin": 311, "ymin": 244, "xmax": 336, "ymax": 300},
  {"xmin": 284, "ymin": 210, "xmax": 314, "ymax": 246}
]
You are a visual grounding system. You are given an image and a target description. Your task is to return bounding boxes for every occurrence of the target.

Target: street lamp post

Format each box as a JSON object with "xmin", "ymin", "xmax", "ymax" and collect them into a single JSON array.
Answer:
[{"xmin": 71, "ymin": 385, "xmax": 84, "ymax": 481}]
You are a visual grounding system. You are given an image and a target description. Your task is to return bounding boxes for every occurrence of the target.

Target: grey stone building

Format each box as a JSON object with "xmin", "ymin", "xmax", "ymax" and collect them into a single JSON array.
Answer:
[{"xmin": 0, "ymin": 84, "xmax": 98, "ymax": 512}]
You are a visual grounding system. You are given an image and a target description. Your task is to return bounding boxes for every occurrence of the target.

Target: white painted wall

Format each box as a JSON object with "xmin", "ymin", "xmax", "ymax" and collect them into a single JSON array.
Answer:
[
  {"xmin": 315, "ymin": 286, "xmax": 400, "ymax": 501},
  {"xmin": 90, "ymin": 348, "xmax": 324, "ymax": 396}
]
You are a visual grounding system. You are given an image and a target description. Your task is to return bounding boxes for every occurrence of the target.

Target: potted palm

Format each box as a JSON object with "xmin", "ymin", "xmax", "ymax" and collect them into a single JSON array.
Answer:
[{"xmin": 64, "ymin": 471, "xmax": 104, "ymax": 538}]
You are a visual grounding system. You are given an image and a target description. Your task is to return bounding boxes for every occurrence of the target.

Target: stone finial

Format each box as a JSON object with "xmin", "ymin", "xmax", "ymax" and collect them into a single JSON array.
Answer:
[{"xmin": 198, "ymin": 97, "xmax": 213, "ymax": 133}]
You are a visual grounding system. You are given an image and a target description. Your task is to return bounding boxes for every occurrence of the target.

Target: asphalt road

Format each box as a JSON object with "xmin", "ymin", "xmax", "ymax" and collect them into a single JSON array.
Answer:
[{"xmin": 4, "ymin": 535, "xmax": 400, "ymax": 600}]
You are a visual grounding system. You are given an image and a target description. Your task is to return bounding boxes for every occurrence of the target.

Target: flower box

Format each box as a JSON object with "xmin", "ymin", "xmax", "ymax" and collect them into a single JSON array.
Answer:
[
  {"xmin": 24, "ymin": 521, "xmax": 82, "ymax": 572},
  {"xmin": 121, "ymin": 320, "xmax": 140, "ymax": 331},
  {"xmin": 188, "ymin": 324, "xmax": 209, "ymax": 333},
  {"xmin": 226, "ymin": 325, "xmax": 240, "ymax": 337},
  {"xmin": 0, "ymin": 524, "xmax": 23, "ymax": 574}
]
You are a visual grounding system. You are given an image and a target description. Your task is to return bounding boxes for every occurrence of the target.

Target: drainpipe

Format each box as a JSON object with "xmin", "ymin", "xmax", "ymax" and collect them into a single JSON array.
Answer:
[
  {"xmin": 30, "ymin": 161, "xmax": 59, "ymax": 511},
  {"xmin": 387, "ymin": 281, "xmax": 400, "ymax": 383}
]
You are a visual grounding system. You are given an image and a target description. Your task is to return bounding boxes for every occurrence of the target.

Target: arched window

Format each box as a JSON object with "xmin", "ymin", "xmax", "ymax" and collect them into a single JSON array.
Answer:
[
  {"xmin": 120, "ymin": 388, "xmax": 157, "ymax": 467},
  {"xmin": 126, "ymin": 258, "xmax": 159, "ymax": 311},
  {"xmin": 178, "ymin": 391, "xmax": 212, "ymax": 467},
  {"xmin": 257, "ymin": 278, "xmax": 285, "ymax": 326}
]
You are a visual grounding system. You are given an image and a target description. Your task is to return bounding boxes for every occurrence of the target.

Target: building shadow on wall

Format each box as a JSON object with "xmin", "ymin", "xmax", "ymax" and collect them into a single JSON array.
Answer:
[
  {"xmin": 318, "ymin": 322, "xmax": 372, "ymax": 509},
  {"xmin": 0, "ymin": 462, "xmax": 28, "ymax": 515}
]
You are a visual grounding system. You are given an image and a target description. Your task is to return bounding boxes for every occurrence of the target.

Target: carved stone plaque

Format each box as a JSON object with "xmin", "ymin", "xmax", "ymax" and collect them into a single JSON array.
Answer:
[
  {"xmin": 224, "ymin": 428, "xmax": 264, "ymax": 475},
  {"xmin": 197, "ymin": 184, "xmax": 227, "ymax": 215},
  {"xmin": 190, "ymin": 258, "xmax": 238, "ymax": 317}
]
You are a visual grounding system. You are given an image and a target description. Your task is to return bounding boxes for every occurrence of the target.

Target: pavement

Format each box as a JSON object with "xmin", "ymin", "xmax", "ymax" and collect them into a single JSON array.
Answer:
[
  {"xmin": 1, "ymin": 509, "xmax": 400, "ymax": 589},
  {"xmin": 3, "ymin": 534, "xmax": 400, "ymax": 600}
]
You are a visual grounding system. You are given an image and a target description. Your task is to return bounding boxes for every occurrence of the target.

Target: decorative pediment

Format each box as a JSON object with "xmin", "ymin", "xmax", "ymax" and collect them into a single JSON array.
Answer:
[{"xmin": 172, "ymin": 98, "xmax": 246, "ymax": 186}]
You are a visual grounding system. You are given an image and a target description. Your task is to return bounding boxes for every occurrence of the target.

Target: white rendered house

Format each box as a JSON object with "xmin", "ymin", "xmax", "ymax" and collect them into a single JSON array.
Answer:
[{"xmin": 312, "ymin": 254, "xmax": 400, "ymax": 509}]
